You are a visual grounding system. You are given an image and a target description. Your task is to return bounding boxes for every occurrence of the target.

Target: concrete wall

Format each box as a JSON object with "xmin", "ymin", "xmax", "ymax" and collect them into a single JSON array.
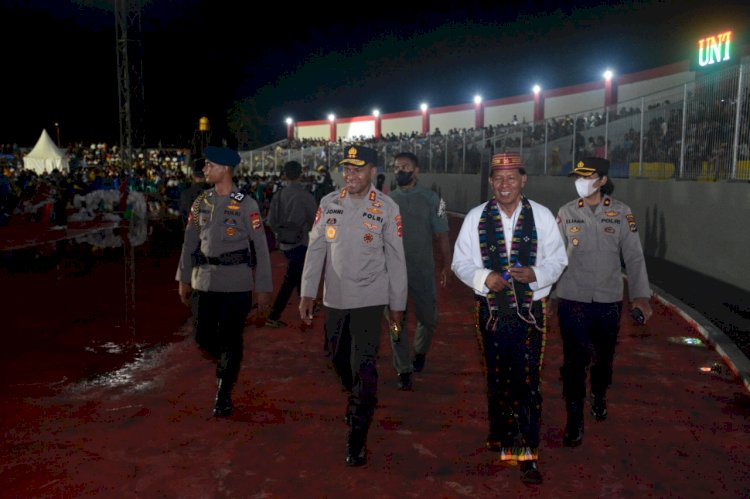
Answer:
[
  {"xmin": 431, "ymin": 109, "xmax": 474, "ymax": 133},
  {"xmin": 297, "ymin": 124, "xmax": 328, "ymax": 140},
  {"xmin": 545, "ymin": 88, "xmax": 604, "ymax": 118},
  {"xmin": 337, "ymin": 120, "xmax": 374, "ymax": 140},
  {"xmin": 485, "ymin": 101, "xmax": 533, "ymax": 127},
  {"xmin": 618, "ymin": 71, "xmax": 695, "ymax": 103},
  {"xmin": 381, "ymin": 115, "xmax": 421, "ymax": 136}
]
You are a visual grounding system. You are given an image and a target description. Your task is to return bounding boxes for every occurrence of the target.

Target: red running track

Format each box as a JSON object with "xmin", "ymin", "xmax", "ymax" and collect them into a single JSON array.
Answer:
[{"xmin": 1, "ymin": 217, "xmax": 748, "ymax": 497}]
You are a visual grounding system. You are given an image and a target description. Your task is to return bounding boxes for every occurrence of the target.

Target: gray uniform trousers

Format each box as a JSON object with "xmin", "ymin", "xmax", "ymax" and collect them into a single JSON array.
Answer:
[{"xmin": 388, "ymin": 275, "xmax": 437, "ymax": 374}]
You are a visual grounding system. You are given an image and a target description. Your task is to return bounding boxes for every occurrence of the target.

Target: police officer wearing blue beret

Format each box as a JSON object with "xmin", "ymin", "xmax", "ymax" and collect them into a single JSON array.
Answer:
[
  {"xmin": 299, "ymin": 145, "xmax": 408, "ymax": 467},
  {"xmin": 556, "ymin": 157, "xmax": 653, "ymax": 447},
  {"xmin": 176, "ymin": 146, "xmax": 273, "ymax": 417}
]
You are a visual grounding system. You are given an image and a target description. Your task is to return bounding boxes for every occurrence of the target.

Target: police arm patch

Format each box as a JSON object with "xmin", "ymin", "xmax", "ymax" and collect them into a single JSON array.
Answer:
[
  {"xmin": 626, "ymin": 214, "xmax": 638, "ymax": 232},
  {"xmin": 250, "ymin": 212, "xmax": 262, "ymax": 230}
]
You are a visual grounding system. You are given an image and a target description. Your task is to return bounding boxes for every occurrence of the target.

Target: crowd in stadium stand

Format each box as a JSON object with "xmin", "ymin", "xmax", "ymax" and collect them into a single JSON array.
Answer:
[
  {"xmin": 0, "ymin": 144, "xmax": 336, "ymax": 229},
  {"xmin": 3, "ymin": 85, "xmax": 749, "ymax": 230}
]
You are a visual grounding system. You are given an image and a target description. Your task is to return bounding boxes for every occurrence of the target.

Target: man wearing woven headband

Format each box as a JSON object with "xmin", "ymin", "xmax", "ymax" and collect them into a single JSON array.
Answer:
[
  {"xmin": 556, "ymin": 157, "xmax": 652, "ymax": 449},
  {"xmin": 452, "ymin": 152, "xmax": 567, "ymax": 484}
]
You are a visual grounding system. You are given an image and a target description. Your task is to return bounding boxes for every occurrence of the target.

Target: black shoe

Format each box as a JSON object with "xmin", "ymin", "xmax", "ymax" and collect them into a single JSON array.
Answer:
[
  {"xmin": 413, "ymin": 353, "xmax": 426, "ymax": 373},
  {"xmin": 397, "ymin": 372, "xmax": 413, "ymax": 391},
  {"xmin": 591, "ymin": 396, "xmax": 608, "ymax": 421},
  {"xmin": 485, "ymin": 435, "xmax": 502, "ymax": 452},
  {"xmin": 345, "ymin": 428, "xmax": 367, "ymax": 467},
  {"xmin": 213, "ymin": 393, "xmax": 233, "ymax": 417},
  {"xmin": 562, "ymin": 399, "xmax": 584, "ymax": 447},
  {"xmin": 213, "ymin": 379, "xmax": 233, "ymax": 417},
  {"xmin": 520, "ymin": 460, "xmax": 543, "ymax": 484}
]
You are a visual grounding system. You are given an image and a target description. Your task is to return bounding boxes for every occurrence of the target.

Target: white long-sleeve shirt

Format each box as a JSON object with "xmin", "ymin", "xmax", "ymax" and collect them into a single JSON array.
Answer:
[{"xmin": 451, "ymin": 198, "xmax": 568, "ymax": 300}]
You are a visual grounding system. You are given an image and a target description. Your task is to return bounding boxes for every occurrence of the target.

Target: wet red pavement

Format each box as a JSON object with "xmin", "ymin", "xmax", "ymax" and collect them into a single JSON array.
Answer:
[{"xmin": 1, "ymin": 218, "xmax": 749, "ymax": 497}]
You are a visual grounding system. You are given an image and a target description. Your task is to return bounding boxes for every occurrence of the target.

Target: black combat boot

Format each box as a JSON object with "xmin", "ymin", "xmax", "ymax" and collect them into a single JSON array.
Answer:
[
  {"xmin": 520, "ymin": 460, "xmax": 543, "ymax": 484},
  {"xmin": 412, "ymin": 353, "xmax": 426, "ymax": 373},
  {"xmin": 562, "ymin": 399, "xmax": 584, "ymax": 447},
  {"xmin": 591, "ymin": 393, "xmax": 608, "ymax": 421},
  {"xmin": 213, "ymin": 378, "xmax": 233, "ymax": 417},
  {"xmin": 345, "ymin": 424, "xmax": 369, "ymax": 467}
]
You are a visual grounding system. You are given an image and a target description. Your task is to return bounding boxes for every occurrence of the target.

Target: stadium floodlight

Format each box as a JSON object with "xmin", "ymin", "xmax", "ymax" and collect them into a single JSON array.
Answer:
[
  {"xmin": 532, "ymin": 84, "xmax": 541, "ymax": 95},
  {"xmin": 372, "ymin": 109, "xmax": 380, "ymax": 117},
  {"xmin": 474, "ymin": 95, "xmax": 482, "ymax": 105},
  {"xmin": 328, "ymin": 113, "xmax": 335, "ymax": 122},
  {"xmin": 603, "ymin": 69, "xmax": 614, "ymax": 81},
  {"xmin": 285, "ymin": 117, "xmax": 293, "ymax": 125},
  {"xmin": 420, "ymin": 103, "xmax": 428, "ymax": 112}
]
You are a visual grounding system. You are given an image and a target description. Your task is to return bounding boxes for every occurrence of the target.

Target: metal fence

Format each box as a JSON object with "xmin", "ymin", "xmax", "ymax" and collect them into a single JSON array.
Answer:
[{"xmin": 244, "ymin": 63, "xmax": 750, "ymax": 181}]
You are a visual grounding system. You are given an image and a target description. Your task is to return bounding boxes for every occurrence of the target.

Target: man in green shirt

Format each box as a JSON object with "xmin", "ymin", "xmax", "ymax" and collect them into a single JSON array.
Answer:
[{"xmin": 388, "ymin": 152, "xmax": 451, "ymax": 390}]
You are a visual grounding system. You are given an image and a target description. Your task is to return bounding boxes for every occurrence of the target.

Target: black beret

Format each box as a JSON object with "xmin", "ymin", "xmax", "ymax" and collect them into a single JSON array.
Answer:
[{"xmin": 204, "ymin": 146, "xmax": 241, "ymax": 169}]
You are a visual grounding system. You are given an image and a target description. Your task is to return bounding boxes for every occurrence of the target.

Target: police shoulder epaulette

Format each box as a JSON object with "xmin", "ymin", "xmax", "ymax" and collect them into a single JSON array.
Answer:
[{"xmin": 230, "ymin": 192, "xmax": 245, "ymax": 202}]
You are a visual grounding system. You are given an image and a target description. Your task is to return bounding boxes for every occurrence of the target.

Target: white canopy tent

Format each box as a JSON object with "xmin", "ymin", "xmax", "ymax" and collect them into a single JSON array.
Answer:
[{"xmin": 23, "ymin": 129, "xmax": 69, "ymax": 174}]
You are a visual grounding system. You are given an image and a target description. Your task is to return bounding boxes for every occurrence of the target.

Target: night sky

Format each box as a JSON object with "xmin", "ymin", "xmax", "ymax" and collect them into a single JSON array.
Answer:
[{"xmin": 2, "ymin": 0, "xmax": 749, "ymax": 150}]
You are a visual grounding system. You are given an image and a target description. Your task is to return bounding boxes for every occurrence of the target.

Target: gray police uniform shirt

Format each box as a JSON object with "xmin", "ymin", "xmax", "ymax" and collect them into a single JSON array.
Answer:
[
  {"xmin": 175, "ymin": 187, "xmax": 273, "ymax": 293},
  {"xmin": 389, "ymin": 181, "xmax": 448, "ymax": 283},
  {"xmin": 300, "ymin": 185, "xmax": 408, "ymax": 311},
  {"xmin": 555, "ymin": 195, "xmax": 650, "ymax": 303},
  {"xmin": 266, "ymin": 182, "xmax": 318, "ymax": 251}
]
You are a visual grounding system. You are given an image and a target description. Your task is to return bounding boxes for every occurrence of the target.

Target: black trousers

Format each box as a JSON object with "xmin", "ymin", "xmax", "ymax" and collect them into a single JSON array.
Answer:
[
  {"xmin": 558, "ymin": 298, "xmax": 622, "ymax": 401},
  {"xmin": 476, "ymin": 296, "xmax": 545, "ymax": 459},
  {"xmin": 194, "ymin": 290, "xmax": 251, "ymax": 384},
  {"xmin": 269, "ymin": 245, "xmax": 307, "ymax": 321},
  {"xmin": 324, "ymin": 305, "xmax": 385, "ymax": 429}
]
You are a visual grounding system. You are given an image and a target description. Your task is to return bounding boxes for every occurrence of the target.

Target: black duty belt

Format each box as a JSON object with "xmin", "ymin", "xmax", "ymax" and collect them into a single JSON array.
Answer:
[{"xmin": 192, "ymin": 247, "xmax": 255, "ymax": 267}]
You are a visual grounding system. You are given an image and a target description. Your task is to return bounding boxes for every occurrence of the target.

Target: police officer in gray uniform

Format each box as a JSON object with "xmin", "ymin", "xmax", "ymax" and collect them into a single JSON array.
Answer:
[
  {"xmin": 556, "ymin": 157, "xmax": 653, "ymax": 447},
  {"xmin": 388, "ymin": 152, "xmax": 451, "ymax": 390},
  {"xmin": 299, "ymin": 145, "xmax": 407, "ymax": 467},
  {"xmin": 176, "ymin": 146, "xmax": 273, "ymax": 417}
]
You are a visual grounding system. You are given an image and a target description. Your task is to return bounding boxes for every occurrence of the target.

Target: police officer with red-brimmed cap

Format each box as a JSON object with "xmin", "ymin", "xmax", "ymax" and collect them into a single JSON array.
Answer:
[{"xmin": 556, "ymin": 157, "xmax": 653, "ymax": 448}]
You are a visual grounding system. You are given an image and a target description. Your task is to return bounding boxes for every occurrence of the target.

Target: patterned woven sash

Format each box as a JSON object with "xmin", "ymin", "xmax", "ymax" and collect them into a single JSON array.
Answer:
[{"xmin": 478, "ymin": 197, "xmax": 538, "ymax": 316}]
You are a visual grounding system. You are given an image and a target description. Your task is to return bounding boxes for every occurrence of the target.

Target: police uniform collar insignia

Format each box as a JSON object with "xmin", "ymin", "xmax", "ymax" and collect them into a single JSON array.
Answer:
[
  {"xmin": 340, "ymin": 189, "xmax": 348, "ymax": 198},
  {"xmin": 577, "ymin": 199, "xmax": 584, "ymax": 208},
  {"xmin": 368, "ymin": 191, "xmax": 376, "ymax": 202},
  {"xmin": 603, "ymin": 197, "xmax": 611, "ymax": 207}
]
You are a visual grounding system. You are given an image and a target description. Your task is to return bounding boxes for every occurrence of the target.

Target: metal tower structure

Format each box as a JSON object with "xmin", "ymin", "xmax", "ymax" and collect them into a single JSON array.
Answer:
[
  {"xmin": 115, "ymin": 0, "xmax": 145, "ymax": 169},
  {"xmin": 114, "ymin": 0, "xmax": 145, "ymax": 338}
]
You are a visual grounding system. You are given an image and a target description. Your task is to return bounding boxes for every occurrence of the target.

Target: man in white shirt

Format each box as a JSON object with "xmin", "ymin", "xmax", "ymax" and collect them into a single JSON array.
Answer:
[{"xmin": 452, "ymin": 152, "xmax": 567, "ymax": 484}]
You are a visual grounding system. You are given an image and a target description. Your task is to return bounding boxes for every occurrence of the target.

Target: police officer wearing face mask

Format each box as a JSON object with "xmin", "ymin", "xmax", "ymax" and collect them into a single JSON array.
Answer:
[
  {"xmin": 555, "ymin": 157, "xmax": 653, "ymax": 448},
  {"xmin": 387, "ymin": 152, "xmax": 451, "ymax": 390}
]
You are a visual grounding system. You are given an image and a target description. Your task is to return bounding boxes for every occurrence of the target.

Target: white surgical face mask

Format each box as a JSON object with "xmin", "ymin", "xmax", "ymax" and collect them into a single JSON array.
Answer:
[{"xmin": 575, "ymin": 177, "xmax": 598, "ymax": 198}]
